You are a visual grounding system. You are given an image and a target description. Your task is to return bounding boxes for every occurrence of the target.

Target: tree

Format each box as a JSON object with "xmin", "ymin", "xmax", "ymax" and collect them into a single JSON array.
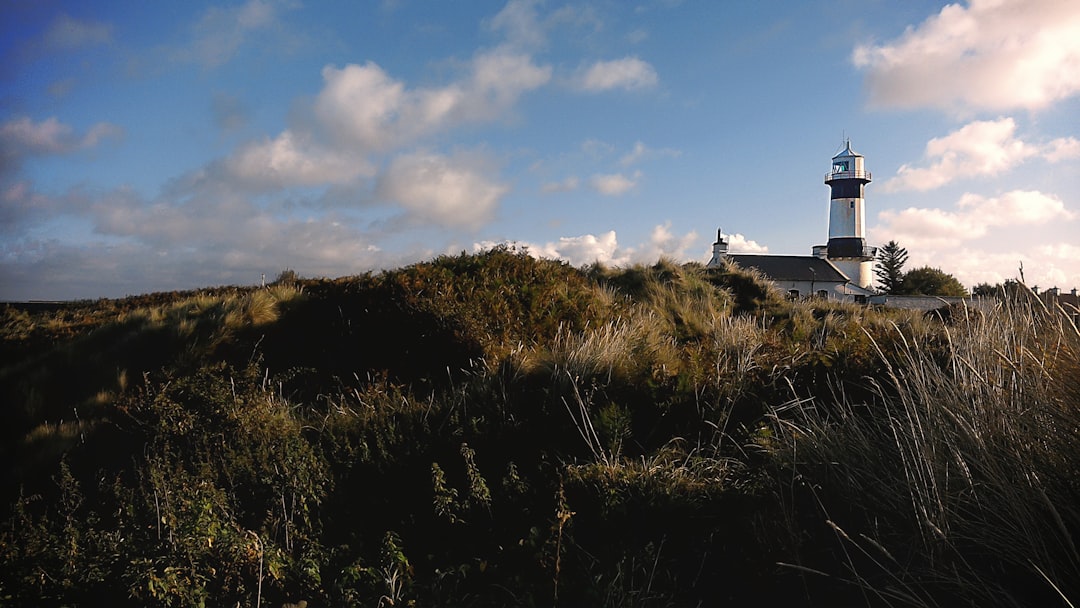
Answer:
[
  {"xmin": 898, "ymin": 266, "xmax": 968, "ymax": 297},
  {"xmin": 874, "ymin": 240, "xmax": 908, "ymax": 294},
  {"xmin": 972, "ymin": 280, "xmax": 1022, "ymax": 299}
]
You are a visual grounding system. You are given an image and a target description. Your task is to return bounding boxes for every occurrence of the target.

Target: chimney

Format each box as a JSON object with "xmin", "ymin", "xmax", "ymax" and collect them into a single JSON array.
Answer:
[
  {"xmin": 1072, "ymin": 288, "xmax": 1077, "ymax": 297},
  {"xmin": 1048, "ymin": 287, "xmax": 1060, "ymax": 296},
  {"xmin": 707, "ymin": 227, "xmax": 729, "ymax": 267}
]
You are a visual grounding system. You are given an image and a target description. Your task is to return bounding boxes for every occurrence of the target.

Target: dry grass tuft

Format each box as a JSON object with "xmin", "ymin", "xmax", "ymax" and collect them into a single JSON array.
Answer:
[{"xmin": 772, "ymin": 286, "xmax": 1080, "ymax": 604}]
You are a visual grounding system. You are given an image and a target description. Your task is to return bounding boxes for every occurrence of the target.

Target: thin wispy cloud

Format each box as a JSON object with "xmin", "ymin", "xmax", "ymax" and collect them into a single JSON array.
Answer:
[
  {"xmin": 619, "ymin": 141, "xmax": 681, "ymax": 166},
  {"xmin": 41, "ymin": 13, "xmax": 113, "ymax": 52},
  {"xmin": 577, "ymin": 57, "xmax": 658, "ymax": 92},
  {"xmin": 541, "ymin": 176, "xmax": 580, "ymax": 193},
  {"xmin": 1, "ymin": 116, "xmax": 122, "ymax": 176},
  {"xmin": 174, "ymin": 0, "xmax": 293, "ymax": 67}
]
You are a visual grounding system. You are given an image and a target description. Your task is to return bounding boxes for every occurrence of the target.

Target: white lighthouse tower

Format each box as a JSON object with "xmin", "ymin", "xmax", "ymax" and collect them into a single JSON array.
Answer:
[{"xmin": 822, "ymin": 141, "xmax": 875, "ymax": 289}]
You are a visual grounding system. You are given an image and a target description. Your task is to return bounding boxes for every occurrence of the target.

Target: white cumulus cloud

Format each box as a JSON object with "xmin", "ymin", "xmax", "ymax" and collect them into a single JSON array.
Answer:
[
  {"xmin": 590, "ymin": 171, "xmax": 640, "ymax": 196},
  {"xmin": 727, "ymin": 233, "xmax": 769, "ymax": 254},
  {"xmin": 225, "ymin": 130, "xmax": 373, "ymax": 188},
  {"xmin": 314, "ymin": 50, "xmax": 551, "ymax": 152},
  {"xmin": 882, "ymin": 118, "xmax": 1079, "ymax": 192},
  {"xmin": 376, "ymin": 151, "xmax": 508, "ymax": 229},
  {"xmin": 853, "ymin": 0, "xmax": 1080, "ymax": 112},
  {"xmin": 534, "ymin": 231, "xmax": 625, "ymax": 266},
  {"xmin": 477, "ymin": 223, "xmax": 701, "ymax": 268},
  {"xmin": 874, "ymin": 190, "xmax": 1075, "ymax": 249}
]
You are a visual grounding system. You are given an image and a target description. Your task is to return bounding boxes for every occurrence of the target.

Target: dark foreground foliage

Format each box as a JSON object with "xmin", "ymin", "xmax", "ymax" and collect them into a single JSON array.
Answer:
[{"xmin": 2, "ymin": 248, "xmax": 1078, "ymax": 606}]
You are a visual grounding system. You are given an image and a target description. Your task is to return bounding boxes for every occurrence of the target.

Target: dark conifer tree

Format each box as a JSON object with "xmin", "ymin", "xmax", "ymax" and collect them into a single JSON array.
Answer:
[{"xmin": 874, "ymin": 240, "xmax": 908, "ymax": 294}]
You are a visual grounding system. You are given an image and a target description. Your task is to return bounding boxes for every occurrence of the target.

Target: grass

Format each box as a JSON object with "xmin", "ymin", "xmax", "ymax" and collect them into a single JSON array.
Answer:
[
  {"xmin": 1, "ymin": 249, "xmax": 1077, "ymax": 606},
  {"xmin": 768, "ymin": 286, "xmax": 1080, "ymax": 605}
]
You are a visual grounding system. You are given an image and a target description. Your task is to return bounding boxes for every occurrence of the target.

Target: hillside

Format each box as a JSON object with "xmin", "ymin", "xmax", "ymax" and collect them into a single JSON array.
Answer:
[{"xmin": 2, "ymin": 248, "xmax": 1078, "ymax": 607}]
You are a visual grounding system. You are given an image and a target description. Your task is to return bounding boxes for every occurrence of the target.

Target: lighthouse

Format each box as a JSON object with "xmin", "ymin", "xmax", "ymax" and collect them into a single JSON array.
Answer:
[{"xmin": 823, "ymin": 140, "xmax": 875, "ymax": 289}]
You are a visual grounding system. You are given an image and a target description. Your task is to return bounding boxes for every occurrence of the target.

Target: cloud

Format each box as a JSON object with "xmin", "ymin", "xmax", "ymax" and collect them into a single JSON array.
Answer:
[
  {"xmin": 581, "ymin": 138, "xmax": 615, "ymax": 158},
  {"xmin": 476, "ymin": 223, "xmax": 700, "ymax": 267},
  {"xmin": 727, "ymin": 233, "xmax": 769, "ymax": 254},
  {"xmin": 640, "ymin": 221, "xmax": 698, "ymax": 261},
  {"xmin": 0, "ymin": 181, "xmax": 72, "ymax": 233},
  {"xmin": 577, "ymin": 57, "xmax": 658, "ymax": 92},
  {"xmin": 1044, "ymin": 137, "xmax": 1080, "ymax": 162},
  {"xmin": 619, "ymin": 140, "xmax": 681, "ymax": 166},
  {"xmin": 48, "ymin": 78, "xmax": 77, "ymax": 98},
  {"xmin": 882, "ymin": 118, "xmax": 1080, "ymax": 192},
  {"xmin": 200, "ymin": 46, "xmax": 548, "ymax": 200},
  {"xmin": 175, "ymin": 0, "xmax": 295, "ymax": 67},
  {"xmin": 1, "ymin": 222, "xmax": 395, "ymax": 301},
  {"xmin": 41, "ymin": 13, "xmax": 113, "ymax": 52},
  {"xmin": 873, "ymin": 190, "xmax": 1075, "ymax": 249},
  {"xmin": 487, "ymin": 0, "xmax": 547, "ymax": 49},
  {"xmin": 487, "ymin": 0, "xmax": 602, "ymax": 50},
  {"xmin": 0, "ymin": 177, "xmax": 415, "ymax": 300},
  {"xmin": 1, "ymin": 116, "xmax": 122, "ymax": 155},
  {"xmin": 892, "ymin": 244, "xmax": 1080, "ymax": 293},
  {"xmin": 223, "ymin": 130, "xmax": 373, "ymax": 188},
  {"xmin": 531, "ymin": 231, "xmax": 625, "ymax": 266},
  {"xmin": 376, "ymin": 151, "xmax": 509, "ymax": 228},
  {"xmin": 314, "ymin": 50, "xmax": 551, "ymax": 152},
  {"xmin": 590, "ymin": 171, "xmax": 641, "ymax": 196},
  {"xmin": 853, "ymin": 0, "xmax": 1080, "ymax": 112},
  {"xmin": 541, "ymin": 176, "xmax": 579, "ymax": 193},
  {"xmin": 211, "ymin": 93, "xmax": 250, "ymax": 132},
  {"xmin": 0, "ymin": 116, "xmax": 123, "ymax": 175}
]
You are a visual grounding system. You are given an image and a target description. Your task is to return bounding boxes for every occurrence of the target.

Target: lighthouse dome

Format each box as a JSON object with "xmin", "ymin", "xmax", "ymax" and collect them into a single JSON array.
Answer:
[{"xmin": 832, "ymin": 140, "xmax": 862, "ymax": 159}]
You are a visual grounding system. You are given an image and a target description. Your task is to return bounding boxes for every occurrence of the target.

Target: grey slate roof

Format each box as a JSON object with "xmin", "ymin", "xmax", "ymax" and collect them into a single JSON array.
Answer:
[{"xmin": 727, "ymin": 255, "xmax": 850, "ymax": 283}]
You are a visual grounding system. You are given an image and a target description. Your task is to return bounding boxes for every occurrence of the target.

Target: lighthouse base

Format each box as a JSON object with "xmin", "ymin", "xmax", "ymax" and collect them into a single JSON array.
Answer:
[{"xmin": 831, "ymin": 258, "xmax": 875, "ymax": 291}]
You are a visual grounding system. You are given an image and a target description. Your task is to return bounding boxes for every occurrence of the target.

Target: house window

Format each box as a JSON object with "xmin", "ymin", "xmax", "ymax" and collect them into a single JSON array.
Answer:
[
  {"xmin": 787, "ymin": 290, "xmax": 800, "ymax": 300},
  {"xmin": 850, "ymin": 201, "xmax": 855, "ymax": 209},
  {"xmin": 817, "ymin": 290, "xmax": 829, "ymax": 299}
]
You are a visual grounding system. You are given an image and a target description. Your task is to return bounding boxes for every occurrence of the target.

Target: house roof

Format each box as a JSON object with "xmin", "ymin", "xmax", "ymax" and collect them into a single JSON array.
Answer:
[
  {"xmin": 728, "ymin": 254, "xmax": 851, "ymax": 283},
  {"xmin": 1040, "ymin": 291, "xmax": 1080, "ymax": 310}
]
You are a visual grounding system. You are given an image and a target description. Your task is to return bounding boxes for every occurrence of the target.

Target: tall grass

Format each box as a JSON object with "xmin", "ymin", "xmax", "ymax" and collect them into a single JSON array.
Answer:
[
  {"xmin": 5, "ymin": 252, "xmax": 1078, "ymax": 605},
  {"xmin": 771, "ymin": 287, "xmax": 1080, "ymax": 605}
]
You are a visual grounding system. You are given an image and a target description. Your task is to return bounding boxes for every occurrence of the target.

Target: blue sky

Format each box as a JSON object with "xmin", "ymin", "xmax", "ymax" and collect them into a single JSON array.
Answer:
[{"xmin": 2, "ymin": 0, "xmax": 1078, "ymax": 300}]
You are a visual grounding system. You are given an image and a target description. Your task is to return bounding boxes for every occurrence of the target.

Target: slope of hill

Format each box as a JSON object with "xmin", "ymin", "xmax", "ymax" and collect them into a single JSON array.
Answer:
[{"xmin": 1, "ymin": 248, "xmax": 1078, "ymax": 606}]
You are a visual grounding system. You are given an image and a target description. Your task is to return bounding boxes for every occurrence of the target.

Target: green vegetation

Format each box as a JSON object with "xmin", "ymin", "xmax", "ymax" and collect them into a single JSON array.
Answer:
[
  {"xmin": 874, "ymin": 240, "xmax": 908, "ymax": 294},
  {"xmin": 2, "ymin": 247, "xmax": 1077, "ymax": 606},
  {"xmin": 897, "ymin": 266, "xmax": 969, "ymax": 297}
]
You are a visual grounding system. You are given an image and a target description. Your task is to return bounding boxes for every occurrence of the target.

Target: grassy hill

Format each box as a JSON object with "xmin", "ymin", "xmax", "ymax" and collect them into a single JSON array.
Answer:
[{"xmin": 2, "ymin": 247, "xmax": 1078, "ymax": 606}]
